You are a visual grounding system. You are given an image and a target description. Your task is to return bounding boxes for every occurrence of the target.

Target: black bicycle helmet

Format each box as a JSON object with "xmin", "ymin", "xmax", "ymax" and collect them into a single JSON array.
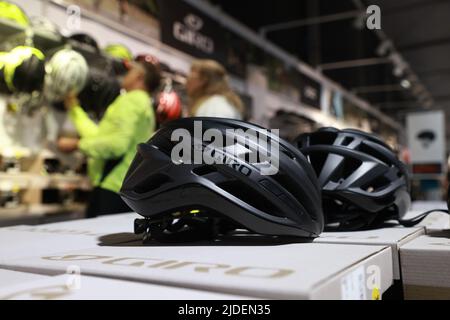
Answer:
[
  {"xmin": 68, "ymin": 33, "xmax": 99, "ymax": 52},
  {"xmin": 13, "ymin": 51, "xmax": 45, "ymax": 93},
  {"xmin": 78, "ymin": 70, "xmax": 121, "ymax": 120},
  {"xmin": 295, "ymin": 127, "xmax": 411, "ymax": 230},
  {"xmin": 120, "ymin": 117, "xmax": 323, "ymax": 242},
  {"xmin": 0, "ymin": 46, "xmax": 45, "ymax": 94}
]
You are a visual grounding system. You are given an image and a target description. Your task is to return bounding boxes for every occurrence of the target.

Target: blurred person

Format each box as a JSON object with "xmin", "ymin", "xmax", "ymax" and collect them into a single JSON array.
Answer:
[
  {"xmin": 186, "ymin": 59, "xmax": 243, "ymax": 119},
  {"xmin": 118, "ymin": 0, "xmax": 129, "ymax": 22},
  {"xmin": 57, "ymin": 57, "xmax": 161, "ymax": 217}
]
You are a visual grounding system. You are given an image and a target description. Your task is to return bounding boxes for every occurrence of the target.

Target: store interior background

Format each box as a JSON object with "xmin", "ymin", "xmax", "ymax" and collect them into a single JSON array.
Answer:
[{"xmin": 1, "ymin": 0, "xmax": 449, "ymax": 226}]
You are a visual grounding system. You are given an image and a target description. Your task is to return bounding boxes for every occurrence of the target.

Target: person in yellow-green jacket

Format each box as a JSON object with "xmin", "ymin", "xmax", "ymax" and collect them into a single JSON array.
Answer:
[{"xmin": 57, "ymin": 57, "xmax": 161, "ymax": 217}]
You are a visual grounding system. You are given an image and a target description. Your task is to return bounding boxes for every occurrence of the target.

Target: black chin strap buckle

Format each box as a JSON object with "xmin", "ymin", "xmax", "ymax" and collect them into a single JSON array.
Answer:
[
  {"xmin": 134, "ymin": 218, "xmax": 166, "ymax": 243},
  {"xmin": 134, "ymin": 218, "xmax": 150, "ymax": 234},
  {"xmin": 133, "ymin": 216, "xmax": 239, "ymax": 243}
]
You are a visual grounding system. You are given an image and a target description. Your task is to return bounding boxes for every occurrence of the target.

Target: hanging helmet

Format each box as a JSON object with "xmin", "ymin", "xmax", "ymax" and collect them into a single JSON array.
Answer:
[
  {"xmin": 269, "ymin": 110, "xmax": 315, "ymax": 141},
  {"xmin": 44, "ymin": 49, "xmax": 89, "ymax": 102},
  {"xmin": 68, "ymin": 33, "xmax": 99, "ymax": 52},
  {"xmin": 120, "ymin": 117, "xmax": 324, "ymax": 242},
  {"xmin": 155, "ymin": 90, "xmax": 182, "ymax": 124},
  {"xmin": 78, "ymin": 70, "xmax": 121, "ymax": 120},
  {"xmin": 155, "ymin": 79, "xmax": 182, "ymax": 125},
  {"xmin": 132, "ymin": 53, "xmax": 161, "ymax": 93},
  {"xmin": 135, "ymin": 53, "xmax": 160, "ymax": 66},
  {"xmin": 103, "ymin": 43, "xmax": 132, "ymax": 61},
  {"xmin": 0, "ymin": 46, "xmax": 45, "ymax": 93},
  {"xmin": 29, "ymin": 16, "xmax": 61, "ymax": 40},
  {"xmin": 0, "ymin": 1, "xmax": 29, "ymax": 27},
  {"xmin": 104, "ymin": 44, "xmax": 133, "ymax": 76},
  {"xmin": 295, "ymin": 127, "xmax": 411, "ymax": 230}
]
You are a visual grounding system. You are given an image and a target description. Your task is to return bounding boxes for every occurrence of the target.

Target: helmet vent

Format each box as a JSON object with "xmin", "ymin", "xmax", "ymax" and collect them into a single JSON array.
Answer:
[
  {"xmin": 362, "ymin": 176, "xmax": 390, "ymax": 193},
  {"xmin": 271, "ymin": 173, "xmax": 302, "ymax": 201},
  {"xmin": 133, "ymin": 174, "xmax": 172, "ymax": 194},
  {"xmin": 192, "ymin": 165, "xmax": 217, "ymax": 176},
  {"xmin": 341, "ymin": 137, "xmax": 354, "ymax": 146},
  {"xmin": 309, "ymin": 153, "xmax": 327, "ymax": 175},
  {"xmin": 310, "ymin": 131, "xmax": 337, "ymax": 146},
  {"xmin": 359, "ymin": 142, "xmax": 394, "ymax": 166},
  {"xmin": 337, "ymin": 158, "xmax": 363, "ymax": 180}
]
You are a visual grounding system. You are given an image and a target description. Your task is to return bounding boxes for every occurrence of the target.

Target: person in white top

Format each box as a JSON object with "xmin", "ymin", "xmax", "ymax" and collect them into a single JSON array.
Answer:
[{"xmin": 186, "ymin": 59, "xmax": 244, "ymax": 120}]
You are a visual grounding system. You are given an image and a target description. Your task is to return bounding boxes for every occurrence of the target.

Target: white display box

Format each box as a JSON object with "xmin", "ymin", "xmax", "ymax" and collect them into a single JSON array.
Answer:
[
  {"xmin": 0, "ymin": 220, "xmax": 138, "ymax": 263},
  {"xmin": 0, "ymin": 274, "xmax": 252, "ymax": 300},
  {"xmin": 0, "ymin": 269, "xmax": 48, "ymax": 288},
  {"xmin": 0, "ymin": 243, "xmax": 393, "ymax": 300},
  {"xmin": 410, "ymin": 201, "xmax": 447, "ymax": 212},
  {"xmin": 403, "ymin": 204, "xmax": 450, "ymax": 232},
  {"xmin": 7, "ymin": 212, "xmax": 139, "ymax": 236},
  {"xmin": 400, "ymin": 234, "xmax": 450, "ymax": 299},
  {"xmin": 314, "ymin": 227, "xmax": 424, "ymax": 279}
]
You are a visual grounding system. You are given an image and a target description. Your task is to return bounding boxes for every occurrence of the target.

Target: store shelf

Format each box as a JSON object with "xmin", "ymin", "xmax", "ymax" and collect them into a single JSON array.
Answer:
[
  {"xmin": 0, "ymin": 19, "xmax": 115, "ymax": 70},
  {"xmin": 46, "ymin": 174, "xmax": 91, "ymax": 190},
  {"xmin": 0, "ymin": 18, "xmax": 25, "ymax": 41},
  {"xmin": 28, "ymin": 203, "xmax": 86, "ymax": 215},
  {"xmin": 0, "ymin": 172, "xmax": 40, "ymax": 189},
  {"xmin": 0, "ymin": 18, "xmax": 63, "ymax": 53},
  {"xmin": 0, "ymin": 173, "xmax": 92, "ymax": 190},
  {"xmin": 32, "ymin": 30, "xmax": 63, "ymax": 52},
  {"xmin": 0, "ymin": 203, "xmax": 86, "ymax": 220}
]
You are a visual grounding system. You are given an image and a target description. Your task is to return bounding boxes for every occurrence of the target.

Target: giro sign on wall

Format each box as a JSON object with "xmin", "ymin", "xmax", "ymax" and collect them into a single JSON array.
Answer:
[
  {"xmin": 406, "ymin": 111, "xmax": 446, "ymax": 175},
  {"xmin": 158, "ymin": 0, "xmax": 226, "ymax": 63}
]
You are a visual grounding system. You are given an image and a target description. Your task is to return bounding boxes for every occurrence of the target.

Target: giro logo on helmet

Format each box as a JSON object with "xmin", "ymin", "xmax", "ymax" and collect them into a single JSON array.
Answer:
[
  {"xmin": 200, "ymin": 146, "xmax": 252, "ymax": 177},
  {"xmin": 171, "ymin": 120, "xmax": 280, "ymax": 175}
]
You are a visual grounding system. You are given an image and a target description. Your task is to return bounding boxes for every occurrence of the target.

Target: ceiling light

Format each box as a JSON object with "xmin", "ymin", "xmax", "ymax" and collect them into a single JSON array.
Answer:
[{"xmin": 400, "ymin": 79, "xmax": 411, "ymax": 89}]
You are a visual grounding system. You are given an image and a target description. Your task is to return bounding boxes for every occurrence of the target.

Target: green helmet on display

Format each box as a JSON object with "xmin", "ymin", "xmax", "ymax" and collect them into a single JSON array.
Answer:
[
  {"xmin": 104, "ymin": 43, "xmax": 133, "ymax": 61},
  {"xmin": 0, "ymin": 1, "xmax": 29, "ymax": 27},
  {"xmin": 0, "ymin": 46, "xmax": 45, "ymax": 93},
  {"xmin": 44, "ymin": 49, "xmax": 89, "ymax": 102}
]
